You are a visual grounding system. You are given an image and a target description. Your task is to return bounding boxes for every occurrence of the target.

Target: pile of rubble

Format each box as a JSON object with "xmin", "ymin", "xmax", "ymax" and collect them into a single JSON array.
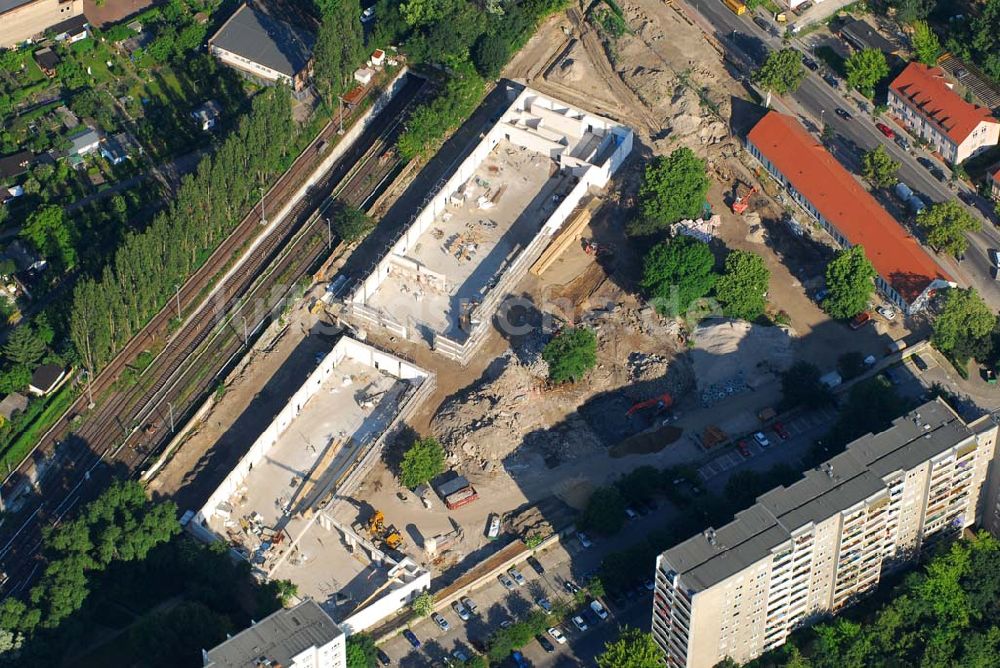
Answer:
[{"xmin": 699, "ymin": 373, "xmax": 751, "ymax": 407}]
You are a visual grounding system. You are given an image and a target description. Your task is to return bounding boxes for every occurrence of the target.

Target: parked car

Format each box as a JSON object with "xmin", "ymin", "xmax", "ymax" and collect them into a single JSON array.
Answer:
[
  {"xmin": 498, "ymin": 573, "xmax": 515, "ymax": 590},
  {"xmin": 403, "ymin": 629, "xmax": 421, "ymax": 648},
  {"xmin": 536, "ymin": 634, "xmax": 555, "ymax": 653},
  {"xmin": 850, "ymin": 311, "xmax": 872, "ymax": 330},
  {"xmin": 917, "ymin": 156, "xmax": 934, "ymax": 169},
  {"xmin": 823, "ymin": 73, "xmax": 839, "ymax": 88},
  {"xmin": 803, "ymin": 56, "xmax": 819, "ymax": 70},
  {"xmin": 361, "ymin": 6, "xmax": 376, "ymax": 22},
  {"xmin": 508, "ymin": 567, "xmax": 527, "ymax": 586},
  {"xmin": 736, "ymin": 439, "xmax": 751, "ymax": 457},
  {"xmin": 930, "ymin": 167, "xmax": 946, "ymax": 182},
  {"xmin": 590, "ymin": 600, "xmax": 609, "ymax": 620},
  {"xmin": 548, "ymin": 626, "xmax": 567, "ymax": 644},
  {"xmin": 773, "ymin": 421, "xmax": 790, "ymax": 440},
  {"xmin": 564, "ymin": 579, "xmax": 581, "ymax": 595},
  {"xmin": 753, "ymin": 15, "xmax": 770, "ymax": 30},
  {"xmin": 500, "ymin": 619, "xmax": 514, "ymax": 629},
  {"xmin": 990, "ymin": 249, "xmax": 1000, "ymax": 267},
  {"xmin": 895, "ymin": 134, "xmax": 910, "ymax": 150},
  {"xmin": 834, "ymin": 107, "xmax": 852, "ymax": 120},
  {"xmin": 432, "ymin": 613, "xmax": 450, "ymax": 632},
  {"xmin": 876, "ymin": 122, "xmax": 895, "ymax": 139},
  {"xmin": 377, "ymin": 649, "xmax": 391, "ymax": 666},
  {"xmin": 877, "ymin": 305, "xmax": 897, "ymax": 320},
  {"xmin": 527, "ymin": 556, "xmax": 545, "ymax": 575},
  {"xmin": 460, "ymin": 596, "xmax": 477, "ymax": 614},
  {"xmin": 624, "ymin": 506, "xmax": 640, "ymax": 520},
  {"xmin": 572, "ymin": 615, "xmax": 589, "ymax": 632},
  {"xmin": 576, "ymin": 531, "xmax": 593, "ymax": 548},
  {"xmin": 536, "ymin": 596, "xmax": 552, "ymax": 612},
  {"xmin": 753, "ymin": 431, "xmax": 770, "ymax": 447},
  {"xmin": 911, "ymin": 353, "xmax": 929, "ymax": 371},
  {"xmin": 452, "ymin": 601, "xmax": 470, "ymax": 621}
]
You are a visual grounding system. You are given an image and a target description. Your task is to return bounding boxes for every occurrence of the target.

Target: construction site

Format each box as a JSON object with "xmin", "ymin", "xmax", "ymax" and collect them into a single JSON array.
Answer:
[{"xmin": 339, "ymin": 84, "xmax": 633, "ymax": 363}]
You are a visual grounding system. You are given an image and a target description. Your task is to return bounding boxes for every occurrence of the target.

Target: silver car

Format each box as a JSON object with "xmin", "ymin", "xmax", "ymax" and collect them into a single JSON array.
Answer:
[{"xmin": 508, "ymin": 567, "xmax": 527, "ymax": 586}]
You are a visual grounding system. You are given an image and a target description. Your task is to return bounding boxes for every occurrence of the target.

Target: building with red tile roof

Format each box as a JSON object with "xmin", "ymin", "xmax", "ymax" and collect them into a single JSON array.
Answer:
[
  {"xmin": 992, "ymin": 169, "xmax": 1000, "ymax": 201},
  {"xmin": 746, "ymin": 111, "xmax": 953, "ymax": 313},
  {"xmin": 888, "ymin": 62, "xmax": 999, "ymax": 164}
]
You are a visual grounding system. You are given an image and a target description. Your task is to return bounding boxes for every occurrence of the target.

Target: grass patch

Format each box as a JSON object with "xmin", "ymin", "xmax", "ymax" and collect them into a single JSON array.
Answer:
[{"xmin": 0, "ymin": 382, "xmax": 78, "ymax": 475}]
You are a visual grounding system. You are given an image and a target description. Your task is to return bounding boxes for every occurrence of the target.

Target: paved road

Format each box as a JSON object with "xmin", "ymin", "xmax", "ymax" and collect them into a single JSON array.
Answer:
[{"xmin": 680, "ymin": 0, "xmax": 1000, "ymax": 309}]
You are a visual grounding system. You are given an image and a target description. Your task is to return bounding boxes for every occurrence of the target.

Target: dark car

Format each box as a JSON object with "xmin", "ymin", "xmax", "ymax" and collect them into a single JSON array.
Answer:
[
  {"xmin": 834, "ymin": 107, "xmax": 852, "ymax": 120},
  {"xmin": 917, "ymin": 156, "xmax": 934, "ymax": 169},
  {"xmin": 736, "ymin": 439, "xmax": 751, "ymax": 457},
  {"xmin": 803, "ymin": 56, "xmax": 818, "ymax": 71},
  {"xmin": 930, "ymin": 167, "xmax": 946, "ymax": 182},
  {"xmin": 564, "ymin": 579, "xmax": 582, "ymax": 595},
  {"xmin": 537, "ymin": 634, "xmax": 556, "ymax": 653},
  {"xmin": 911, "ymin": 354, "xmax": 929, "ymax": 371},
  {"xmin": 527, "ymin": 556, "xmax": 545, "ymax": 575},
  {"xmin": 773, "ymin": 422, "xmax": 790, "ymax": 440},
  {"xmin": 402, "ymin": 629, "xmax": 420, "ymax": 648},
  {"xmin": 753, "ymin": 15, "xmax": 769, "ymax": 31},
  {"xmin": 377, "ymin": 649, "xmax": 391, "ymax": 666},
  {"xmin": 823, "ymin": 74, "xmax": 839, "ymax": 88}
]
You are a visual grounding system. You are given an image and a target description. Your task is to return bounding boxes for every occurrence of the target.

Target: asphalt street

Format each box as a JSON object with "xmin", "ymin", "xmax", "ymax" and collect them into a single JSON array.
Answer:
[{"xmin": 681, "ymin": 0, "xmax": 1000, "ymax": 308}]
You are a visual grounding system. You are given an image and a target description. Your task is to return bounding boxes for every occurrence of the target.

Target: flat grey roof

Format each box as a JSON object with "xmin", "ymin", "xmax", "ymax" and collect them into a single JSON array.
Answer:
[
  {"xmin": 661, "ymin": 398, "xmax": 974, "ymax": 591},
  {"xmin": 839, "ymin": 18, "xmax": 897, "ymax": 55},
  {"xmin": 49, "ymin": 13, "xmax": 87, "ymax": 36},
  {"xmin": 204, "ymin": 599, "xmax": 343, "ymax": 667},
  {"xmin": 209, "ymin": 4, "xmax": 314, "ymax": 78}
]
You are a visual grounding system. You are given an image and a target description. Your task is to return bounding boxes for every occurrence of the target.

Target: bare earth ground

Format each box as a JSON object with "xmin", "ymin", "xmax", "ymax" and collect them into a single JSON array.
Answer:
[{"xmin": 152, "ymin": 0, "xmax": 911, "ymax": 590}]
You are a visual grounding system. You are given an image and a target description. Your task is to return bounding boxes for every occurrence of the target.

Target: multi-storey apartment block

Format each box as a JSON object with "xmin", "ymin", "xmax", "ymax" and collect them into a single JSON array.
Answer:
[
  {"xmin": 0, "ymin": 0, "xmax": 83, "ymax": 48},
  {"xmin": 888, "ymin": 62, "xmax": 999, "ymax": 164},
  {"xmin": 653, "ymin": 398, "xmax": 999, "ymax": 668}
]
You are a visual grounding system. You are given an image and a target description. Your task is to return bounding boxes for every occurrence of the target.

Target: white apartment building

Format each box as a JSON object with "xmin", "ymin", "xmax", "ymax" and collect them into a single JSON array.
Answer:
[
  {"xmin": 203, "ymin": 599, "xmax": 346, "ymax": 668},
  {"xmin": 652, "ymin": 398, "xmax": 1000, "ymax": 668},
  {"xmin": 0, "ymin": 0, "xmax": 82, "ymax": 48},
  {"xmin": 888, "ymin": 62, "xmax": 999, "ymax": 165}
]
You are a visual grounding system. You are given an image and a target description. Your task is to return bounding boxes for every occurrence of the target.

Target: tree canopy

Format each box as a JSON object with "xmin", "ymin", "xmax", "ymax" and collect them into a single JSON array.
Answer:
[
  {"xmin": 715, "ymin": 250, "xmax": 769, "ymax": 321},
  {"xmin": 313, "ymin": 0, "xmax": 366, "ymax": 106},
  {"xmin": 640, "ymin": 236, "xmax": 717, "ymax": 316},
  {"xmin": 542, "ymin": 327, "xmax": 597, "ymax": 384},
  {"xmin": 845, "ymin": 48, "xmax": 889, "ymax": 97},
  {"xmin": 861, "ymin": 144, "xmax": 900, "ymax": 188},
  {"xmin": 933, "ymin": 287, "xmax": 995, "ymax": 354},
  {"xmin": 3, "ymin": 326, "xmax": 46, "ymax": 367},
  {"xmin": 911, "ymin": 20, "xmax": 941, "ymax": 65},
  {"xmin": 581, "ymin": 485, "xmax": 626, "ymax": 535},
  {"xmin": 397, "ymin": 62, "xmax": 484, "ymax": 160},
  {"xmin": 399, "ymin": 436, "xmax": 446, "ymax": 488},
  {"xmin": 329, "ymin": 204, "xmax": 373, "ymax": 244},
  {"xmin": 630, "ymin": 148, "xmax": 710, "ymax": 236},
  {"xmin": 823, "ymin": 246, "xmax": 876, "ymax": 320},
  {"xmin": 596, "ymin": 628, "xmax": 663, "ymax": 668},
  {"xmin": 752, "ymin": 48, "xmax": 806, "ymax": 94},
  {"xmin": 781, "ymin": 361, "xmax": 831, "ymax": 410},
  {"xmin": 21, "ymin": 206, "xmax": 75, "ymax": 271},
  {"xmin": 917, "ymin": 199, "xmax": 981, "ymax": 257},
  {"xmin": 346, "ymin": 633, "xmax": 378, "ymax": 668}
]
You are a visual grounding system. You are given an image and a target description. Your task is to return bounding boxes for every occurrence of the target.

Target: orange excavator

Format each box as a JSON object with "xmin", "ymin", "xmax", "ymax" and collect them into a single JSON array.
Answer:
[
  {"xmin": 732, "ymin": 183, "xmax": 758, "ymax": 215},
  {"xmin": 626, "ymin": 393, "xmax": 673, "ymax": 417}
]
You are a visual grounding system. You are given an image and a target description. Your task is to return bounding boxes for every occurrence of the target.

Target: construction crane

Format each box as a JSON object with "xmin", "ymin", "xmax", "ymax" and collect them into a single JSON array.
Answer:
[
  {"xmin": 625, "ymin": 393, "xmax": 673, "ymax": 417},
  {"xmin": 366, "ymin": 510, "xmax": 404, "ymax": 550},
  {"xmin": 732, "ymin": 183, "xmax": 758, "ymax": 215}
]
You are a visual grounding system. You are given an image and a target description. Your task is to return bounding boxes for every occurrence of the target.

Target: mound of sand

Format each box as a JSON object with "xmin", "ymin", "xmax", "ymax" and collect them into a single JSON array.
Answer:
[{"xmin": 691, "ymin": 319, "xmax": 794, "ymax": 390}]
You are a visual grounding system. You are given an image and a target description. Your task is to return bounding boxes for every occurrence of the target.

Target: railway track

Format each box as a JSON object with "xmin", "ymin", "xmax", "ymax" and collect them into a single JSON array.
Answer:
[{"xmin": 0, "ymin": 73, "xmax": 427, "ymax": 594}]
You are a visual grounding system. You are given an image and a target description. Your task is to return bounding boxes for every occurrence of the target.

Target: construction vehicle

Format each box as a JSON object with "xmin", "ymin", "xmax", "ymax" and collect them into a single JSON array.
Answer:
[
  {"xmin": 626, "ymin": 393, "xmax": 673, "ymax": 417},
  {"xmin": 367, "ymin": 510, "xmax": 404, "ymax": 550},
  {"xmin": 582, "ymin": 239, "xmax": 611, "ymax": 257},
  {"xmin": 723, "ymin": 0, "xmax": 747, "ymax": 14},
  {"xmin": 732, "ymin": 184, "xmax": 758, "ymax": 215}
]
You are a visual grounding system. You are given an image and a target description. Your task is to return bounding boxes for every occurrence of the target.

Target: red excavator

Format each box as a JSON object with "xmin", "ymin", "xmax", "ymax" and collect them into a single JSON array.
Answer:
[
  {"xmin": 626, "ymin": 393, "xmax": 673, "ymax": 417},
  {"xmin": 732, "ymin": 184, "xmax": 758, "ymax": 215}
]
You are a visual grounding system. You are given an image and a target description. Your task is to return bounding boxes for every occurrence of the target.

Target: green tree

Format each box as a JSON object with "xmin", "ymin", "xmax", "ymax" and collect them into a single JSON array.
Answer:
[
  {"xmin": 911, "ymin": 20, "xmax": 941, "ymax": 66},
  {"xmin": 893, "ymin": 0, "xmax": 933, "ymax": 24},
  {"xmin": 918, "ymin": 200, "xmax": 981, "ymax": 257},
  {"xmin": 837, "ymin": 351, "xmax": 867, "ymax": 380},
  {"xmin": 824, "ymin": 246, "xmax": 876, "ymax": 319},
  {"xmin": 752, "ymin": 48, "xmax": 806, "ymax": 94},
  {"xmin": 397, "ymin": 63, "xmax": 484, "ymax": 160},
  {"xmin": 715, "ymin": 250, "xmax": 769, "ymax": 321},
  {"xmin": 845, "ymin": 48, "xmax": 889, "ymax": 97},
  {"xmin": 581, "ymin": 486, "xmax": 626, "ymax": 535},
  {"xmin": 399, "ymin": 437, "xmax": 446, "ymax": 488},
  {"xmin": 596, "ymin": 627, "xmax": 662, "ymax": 668},
  {"xmin": 542, "ymin": 327, "xmax": 597, "ymax": 384},
  {"xmin": 0, "ymin": 365, "xmax": 31, "ymax": 394},
  {"xmin": 781, "ymin": 361, "xmax": 831, "ymax": 409},
  {"xmin": 4, "ymin": 326, "xmax": 46, "ymax": 366},
  {"xmin": 933, "ymin": 287, "xmax": 994, "ymax": 353},
  {"xmin": 630, "ymin": 148, "xmax": 710, "ymax": 235},
  {"xmin": 346, "ymin": 633, "xmax": 378, "ymax": 668},
  {"xmin": 640, "ymin": 236, "xmax": 716, "ymax": 316},
  {"xmin": 21, "ymin": 206, "xmax": 75, "ymax": 269},
  {"xmin": 128, "ymin": 601, "xmax": 231, "ymax": 668},
  {"xmin": 861, "ymin": 144, "xmax": 900, "ymax": 188},
  {"xmin": 825, "ymin": 375, "xmax": 908, "ymax": 449},
  {"xmin": 473, "ymin": 32, "xmax": 509, "ymax": 79},
  {"xmin": 313, "ymin": 0, "xmax": 365, "ymax": 106},
  {"xmin": 587, "ymin": 576, "xmax": 606, "ymax": 598},
  {"xmin": 411, "ymin": 591, "xmax": 434, "ymax": 617},
  {"xmin": 329, "ymin": 204, "xmax": 373, "ymax": 244}
]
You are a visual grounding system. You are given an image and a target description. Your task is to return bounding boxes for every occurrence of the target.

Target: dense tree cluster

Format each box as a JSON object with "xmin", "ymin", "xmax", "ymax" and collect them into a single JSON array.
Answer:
[
  {"xmin": 313, "ymin": 0, "xmax": 367, "ymax": 107},
  {"xmin": 748, "ymin": 533, "xmax": 1000, "ymax": 667},
  {"xmin": 542, "ymin": 326, "xmax": 598, "ymax": 384},
  {"xmin": 715, "ymin": 250, "xmax": 770, "ymax": 321},
  {"xmin": 69, "ymin": 88, "xmax": 293, "ymax": 374},
  {"xmin": 630, "ymin": 148, "xmax": 711, "ymax": 236},
  {"xmin": 597, "ymin": 628, "xmax": 663, "ymax": 668},
  {"xmin": 823, "ymin": 246, "xmax": 876, "ymax": 320},
  {"xmin": 752, "ymin": 49, "xmax": 806, "ymax": 95},
  {"xmin": 844, "ymin": 48, "xmax": 889, "ymax": 97},
  {"xmin": 640, "ymin": 236, "xmax": 716, "ymax": 316},
  {"xmin": 918, "ymin": 200, "xmax": 981, "ymax": 258}
]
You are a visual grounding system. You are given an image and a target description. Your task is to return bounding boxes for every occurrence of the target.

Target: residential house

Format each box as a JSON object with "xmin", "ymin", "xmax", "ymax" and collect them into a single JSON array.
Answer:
[
  {"xmin": 0, "ymin": 151, "xmax": 33, "ymax": 185},
  {"xmin": 67, "ymin": 127, "xmax": 101, "ymax": 157},
  {"xmin": 888, "ymin": 62, "xmax": 1000, "ymax": 164},
  {"xmin": 33, "ymin": 46, "xmax": 59, "ymax": 77},
  {"xmin": 992, "ymin": 169, "xmax": 1000, "ymax": 201},
  {"xmin": 191, "ymin": 99, "xmax": 222, "ymax": 131},
  {"xmin": 745, "ymin": 110, "xmax": 953, "ymax": 313},
  {"xmin": 49, "ymin": 12, "xmax": 87, "ymax": 42},
  {"xmin": 28, "ymin": 364, "xmax": 65, "ymax": 396},
  {"xmin": 99, "ymin": 135, "xmax": 129, "ymax": 165},
  {"xmin": 203, "ymin": 599, "xmax": 346, "ymax": 668},
  {"xmin": 0, "ymin": 0, "xmax": 84, "ymax": 48},
  {"xmin": 208, "ymin": 3, "xmax": 315, "ymax": 96},
  {"xmin": 0, "ymin": 393, "xmax": 28, "ymax": 422}
]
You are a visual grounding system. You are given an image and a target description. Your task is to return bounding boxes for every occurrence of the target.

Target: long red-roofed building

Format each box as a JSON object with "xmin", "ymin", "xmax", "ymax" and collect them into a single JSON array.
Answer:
[
  {"xmin": 888, "ymin": 62, "xmax": 999, "ymax": 164},
  {"xmin": 746, "ymin": 111, "xmax": 953, "ymax": 314}
]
